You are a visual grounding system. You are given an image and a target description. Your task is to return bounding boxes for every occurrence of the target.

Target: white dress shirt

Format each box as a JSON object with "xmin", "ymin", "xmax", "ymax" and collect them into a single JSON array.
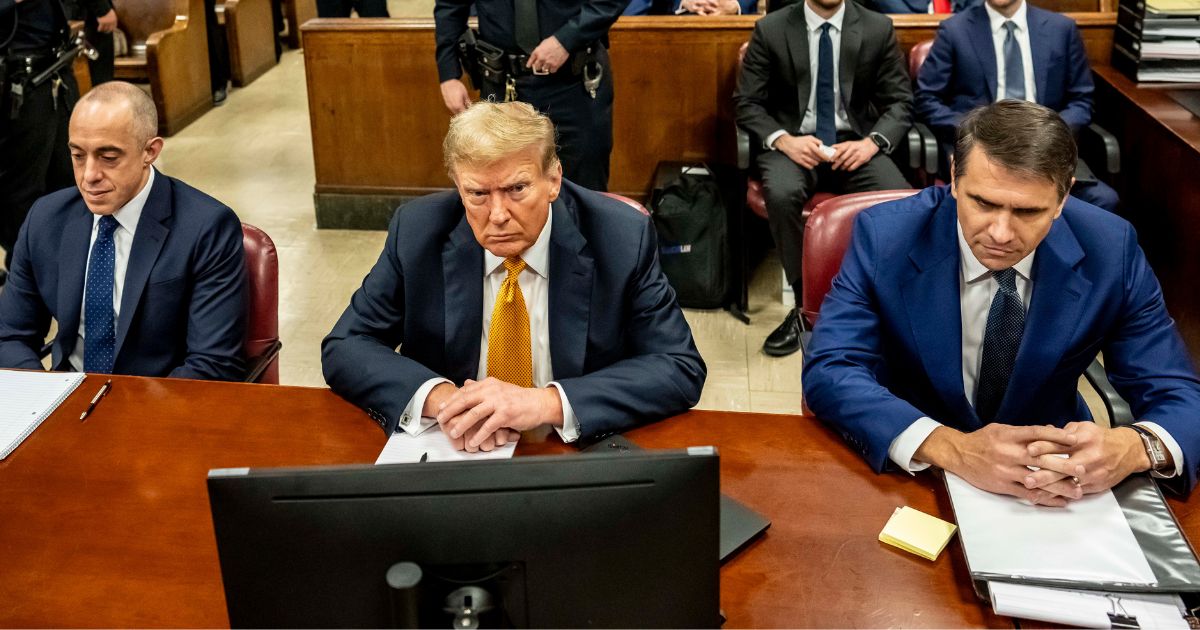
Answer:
[
  {"xmin": 987, "ymin": 0, "xmax": 1037, "ymax": 103},
  {"xmin": 399, "ymin": 208, "xmax": 581, "ymax": 442},
  {"xmin": 888, "ymin": 219, "xmax": 1184, "ymax": 478},
  {"xmin": 765, "ymin": 1, "xmax": 851, "ymax": 150},
  {"xmin": 69, "ymin": 167, "xmax": 155, "ymax": 372}
]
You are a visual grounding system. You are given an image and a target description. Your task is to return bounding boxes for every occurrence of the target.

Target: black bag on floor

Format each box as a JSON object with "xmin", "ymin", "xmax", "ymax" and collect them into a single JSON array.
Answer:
[{"xmin": 649, "ymin": 164, "xmax": 730, "ymax": 309}]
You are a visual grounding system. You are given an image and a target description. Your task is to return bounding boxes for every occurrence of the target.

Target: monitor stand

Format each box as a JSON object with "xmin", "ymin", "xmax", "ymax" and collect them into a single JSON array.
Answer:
[{"xmin": 386, "ymin": 561, "xmax": 527, "ymax": 629}]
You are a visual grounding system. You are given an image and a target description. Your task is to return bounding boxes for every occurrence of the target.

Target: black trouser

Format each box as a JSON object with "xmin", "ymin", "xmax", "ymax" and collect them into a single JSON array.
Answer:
[
  {"xmin": 0, "ymin": 68, "xmax": 77, "ymax": 269},
  {"xmin": 757, "ymin": 131, "xmax": 909, "ymax": 286},
  {"xmin": 479, "ymin": 47, "xmax": 613, "ymax": 192},
  {"xmin": 204, "ymin": 0, "xmax": 231, "ymax": 93},
  {"xmin": 316, "ymin": 0, "xmax": 389, "ymax": 17},
  {"xmin": 83, "ymin": 20, "xmax": 115, "ymax": 85}
]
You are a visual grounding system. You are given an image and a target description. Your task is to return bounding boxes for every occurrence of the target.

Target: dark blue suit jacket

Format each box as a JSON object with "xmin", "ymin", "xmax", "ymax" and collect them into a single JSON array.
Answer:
[
  {"xmin": 914, "ymin": 4, "xmax": 1093, "ymax": 135},
  {"xmin": 864, "ymin": 0, "xmax": 978, "ymax": 14},
  {"xmin": 0, "ymin": 172, "xmax": 247, "ymax": 380},
  {"xmin": 623, "ymin": 0, "xmax": 756, "ymax": 14},
  {"xmin": 802, "ymin": 186, "xmax": 1200, "ymax": 491},
  {"xmin": 321, "ymin": 180, "xmax": 706, "ymax": 439}
]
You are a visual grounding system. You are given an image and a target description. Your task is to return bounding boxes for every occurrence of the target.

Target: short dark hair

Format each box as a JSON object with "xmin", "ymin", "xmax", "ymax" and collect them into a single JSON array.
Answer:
[{"xmin": 953, "ymin": 101, "xmax": 1077, "ymax": 200}]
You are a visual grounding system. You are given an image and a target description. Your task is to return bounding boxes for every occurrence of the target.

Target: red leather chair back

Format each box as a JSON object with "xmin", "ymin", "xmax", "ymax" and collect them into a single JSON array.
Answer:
[
  {"xmin": 801, "ymin": 190, "xmax": 920, "ymax": 326},
  {"xmin": 600, "ymin": 191, "xmax": 651, "ymax": 216},
  {"xmin": 908, "ymin": 40, "xmax": 934, "ymax": 84},
  {"xmin": 241, "ymin": 223, "xmax": 280, "ymax": 384}
]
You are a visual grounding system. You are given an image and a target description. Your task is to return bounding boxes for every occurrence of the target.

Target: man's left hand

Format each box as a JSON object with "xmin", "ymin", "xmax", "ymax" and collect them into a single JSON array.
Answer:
[
  {"xmin": 680, "ymin": 0, "xmax": 741, "ymax": 13},
  {"xmin": 830, "ymin": 138, "xmax": 878, "ymax": 171},
  {"xmin": 437, "ymin": 377, "xmax": 564, "ymax": 449},
  {"xmin": 97, "ymin": 8, "xmax": 118, "ymax": 32},
  {"xmin": 526, "ymin": 36, "xmax": 570, "ymax": 74},
  {"xmin": 1023, "ymin": 423, "xmax": 1152, "ymax": 495}
]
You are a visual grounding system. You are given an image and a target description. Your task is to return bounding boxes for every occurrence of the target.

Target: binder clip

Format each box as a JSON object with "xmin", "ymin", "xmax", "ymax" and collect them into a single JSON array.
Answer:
[{"xmin": 1106, "ymin": 595, "xmax": 1139, "ymax": 629}]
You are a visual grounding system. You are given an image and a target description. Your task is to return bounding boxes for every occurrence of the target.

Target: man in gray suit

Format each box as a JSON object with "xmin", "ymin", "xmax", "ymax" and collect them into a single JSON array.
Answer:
[{"xmin": 735, "ymin": 0, "xmax": 913, "ymax": 357}]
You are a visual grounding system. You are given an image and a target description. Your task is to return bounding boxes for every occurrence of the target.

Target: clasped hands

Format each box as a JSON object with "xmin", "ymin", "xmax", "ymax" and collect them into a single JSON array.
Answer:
[
  {"xmin": 917, "ymin": 422, "xmax": 1152, "ymax": 507},
  {"xmin": 773, "ymin": 134, "xmax": 878, "ymax": 171},
  {"xmin": 423, "ymin": 378, "xmax": 564, "ymax": 452}
]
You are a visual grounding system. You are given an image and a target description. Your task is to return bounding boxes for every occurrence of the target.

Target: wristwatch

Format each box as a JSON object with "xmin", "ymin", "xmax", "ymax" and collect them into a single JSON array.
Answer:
[
  {"xmin": 868, "ymin": 132, "xmax": 890, "ymax": 152},
  {"xmin": 1130, "ymin": 425, "xmax": 1171, "ymax": 472}
]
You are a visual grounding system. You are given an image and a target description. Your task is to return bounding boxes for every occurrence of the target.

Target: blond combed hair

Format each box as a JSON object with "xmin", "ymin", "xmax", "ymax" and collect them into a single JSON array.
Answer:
[{"xmin": 443, "ymin": 101, "xmax": 560, "ymax": 177}]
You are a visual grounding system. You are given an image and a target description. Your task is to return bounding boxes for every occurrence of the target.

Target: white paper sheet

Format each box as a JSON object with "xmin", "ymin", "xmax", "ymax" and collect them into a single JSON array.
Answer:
[
  {"xmin": 945, "ymin": 472, "xmax": 1156, "ymax": 585},
  {"xmin": 375, "ymin": 423, "xmax": 518, "ymax": 464},
  {"xmin": 990, "ymin": 582, "xmax": 1187, "ymax": 629}
]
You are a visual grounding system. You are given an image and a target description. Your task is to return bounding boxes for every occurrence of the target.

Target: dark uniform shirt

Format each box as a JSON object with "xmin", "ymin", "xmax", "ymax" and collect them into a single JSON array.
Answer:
[
  {"xmin": 1, "ymin": 0, "xmax": 69, "ymax": 53},
  {"xmin": 434, "ymin": 0, "xmax": 628, "ymax": 83}
]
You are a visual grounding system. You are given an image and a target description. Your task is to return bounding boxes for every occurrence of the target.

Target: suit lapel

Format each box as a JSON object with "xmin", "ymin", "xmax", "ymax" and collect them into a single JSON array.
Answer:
[
  {"xmin": 114, "ymin": 173, "xmax": 171, "ymax": 360},
  {"xmin": 1027, "ymin": 7, "xmax": 1051, "ymax": 106},
  {"xmin": 967, "ymin": 7, "xmax": 999, "ymax": 102},
  {"xmin": 838, "ymin": 2, "xmax": 862, "ymax": 109},
  {"xmin": 547, "ymin": 192, "xmax": 593, "ymax": 380},
  {"xmin": 996, "ymin": 220, "xmax": 1089, "ymax": 421},
  {"xmin": 442, "ymin": 214, "xmax": 484, "ymax": 384},
  {"xmin": 54, "ymin": 203, "xmax": 95, "ymax": 364},
  {"xmin": 902, "ymin": 194, "xmax": 978, "ymax": 427},
  {"xmin": 786, "ymin": 7, "xmax": 812, "ymax": 125}
]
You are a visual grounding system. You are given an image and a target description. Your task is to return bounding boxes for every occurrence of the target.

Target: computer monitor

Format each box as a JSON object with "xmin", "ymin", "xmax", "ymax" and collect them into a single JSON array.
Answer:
[{"xmin": 207, "ymin": 449, "xmax": 721, "ymax": 628}]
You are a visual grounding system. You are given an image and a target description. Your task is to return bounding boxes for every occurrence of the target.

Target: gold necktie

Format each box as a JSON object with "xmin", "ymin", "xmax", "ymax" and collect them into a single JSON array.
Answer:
[{"xmin": 487, "ymin": 257, "xmax": 533, "ymax": 388}]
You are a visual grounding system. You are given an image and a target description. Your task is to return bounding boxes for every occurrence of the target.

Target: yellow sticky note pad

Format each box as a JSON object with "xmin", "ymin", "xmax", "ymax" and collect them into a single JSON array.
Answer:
[{"xmin": 879, "ymin": 506, "xmax": 957, "ymax": 561}]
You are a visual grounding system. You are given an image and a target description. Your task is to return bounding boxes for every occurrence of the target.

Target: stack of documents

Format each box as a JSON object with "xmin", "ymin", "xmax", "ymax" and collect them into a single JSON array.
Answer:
[
  {"xmin": 375, "ymin": 424, "xmax": 518, "ymax": 464},
  {"xmin": 878, "ymin": 506, "xmax": 957, "ymax": 561},
  {"xmin": 0, "ymin": 370, "xmax": 86, "ymax": 460},
  {"xmin": 1116, "ymin": 0, "xmax": 1200, "ymax": 81},
  {"xmin": 990, "ymin": 582, "xmax": 1189, "ymax": 629}
]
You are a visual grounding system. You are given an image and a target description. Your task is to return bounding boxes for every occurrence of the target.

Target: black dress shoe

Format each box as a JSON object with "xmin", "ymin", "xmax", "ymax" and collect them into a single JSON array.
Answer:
[{"xmin": 763, "ymin": 308, "xmax": 802, "ymax": 357}]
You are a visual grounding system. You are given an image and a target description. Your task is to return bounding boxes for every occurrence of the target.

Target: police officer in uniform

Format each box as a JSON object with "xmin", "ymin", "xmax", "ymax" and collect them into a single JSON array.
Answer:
[
  {"xmin": 0, "ymin": 0, "xmax": 77, "ymax": 284},
  {"xmin": 434, "ymin": 0, "xmax": 628, "ymax": 192}
]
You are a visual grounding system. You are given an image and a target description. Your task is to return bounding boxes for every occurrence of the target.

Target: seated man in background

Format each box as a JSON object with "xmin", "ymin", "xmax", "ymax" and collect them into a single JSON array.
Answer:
[
  {"xmin": 803, "ymin": 102, "xmax": 1200, "ymax": 504},
  {"xmin": 624, "ymin": 0, "xmax": 758, "ymax": 15},
  {"xmin": 0, "ymin": 82, "xmax": 247, "ymax": 380},
  {"xmin": 323, "ymin": 101, "xmax": 706, "ymax": 451},
  {"xmin": 734, "ymin": 0, "xmax": 913, "ymax": 357},
  {"xmin": 914, "ymin": 0, "xmax": 1119, "ymax": 212}
]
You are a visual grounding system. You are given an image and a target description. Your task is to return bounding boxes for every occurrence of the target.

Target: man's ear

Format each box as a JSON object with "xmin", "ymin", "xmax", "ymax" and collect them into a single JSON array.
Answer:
[
  {"xmin": 948, "ymin": 155, "xmax": 957, "ymax": 199},
  {"xmin": 546, "ymin": 161, "xmax": 563, "ymax": 202},
  {"xmin": 144, "ymin": 137, "xmax": 165, "ymax": 165}
]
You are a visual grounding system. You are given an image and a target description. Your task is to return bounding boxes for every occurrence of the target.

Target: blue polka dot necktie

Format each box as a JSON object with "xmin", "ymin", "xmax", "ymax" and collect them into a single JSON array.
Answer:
[
  {"xmin": 975, "ymin": 268, "xmax": 1024, "ymax": 422},
  {"xmin": 1003, "ymin": 21, "xmax": 1026, "ymax": 101},
  {"xmin": 815, "ymin": 22, "xmax": 837, "ymax": 148},
  {"xmin": 84, "ymin": 216, "xmax": 119, "ymax": 374}
]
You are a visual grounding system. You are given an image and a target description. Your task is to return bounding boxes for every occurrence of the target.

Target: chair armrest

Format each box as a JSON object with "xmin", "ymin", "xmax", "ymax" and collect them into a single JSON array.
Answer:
[
  {"xmin": 737, "ymin": 125, "xmax": 750, "ymax": 171},
  {"xmin": 1081, "ymin": 123, "xmax": 1121, "ymax": 176},
  {"xmin": 906, "ymin": 126, "xmax": 923, "ymax": 171},
  {"xmin": 913, "ymin": 122, "xmax": 939, "ymax": 177},
  {"xmin": 1083, "ymin": 358, "xmax": 1134, "ymax": 428},
  {"xmin": 244, "ymin": 340, "xmax": 282, "ymax": 383},
  {"xmin": 39, "ymin": 342, "xmax": 51, "ymax": 359}
]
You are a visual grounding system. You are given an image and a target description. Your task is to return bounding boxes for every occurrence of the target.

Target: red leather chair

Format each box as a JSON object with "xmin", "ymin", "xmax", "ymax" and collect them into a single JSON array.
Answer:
[
  {"xmin": 241, "ymin": 223, "xmax": 281, "ymax": 384},
  {"xmin": 800, "ymin": 190, "xmax": 920, "ymax": 330},
  {"xmin": 600, "ymin": 191, "xmax": 650, "ymax": 216}
]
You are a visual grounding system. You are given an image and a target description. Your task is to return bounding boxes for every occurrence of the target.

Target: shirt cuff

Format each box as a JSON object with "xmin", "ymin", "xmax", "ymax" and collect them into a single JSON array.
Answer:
[
  {"xmin": 398, "ymin": 377, "xmax": 451, "ymax": 436},
  {"xmin": 548, "ymin": 382, "xmax": 580, "ymax": 443},
  {"xmin": 888, "ymin": 417, "xmax": 943, "ymax": 474},
  {"xmin": 765, "ymin": 129, "xmax": 788, "ymax": 151},
  {"xmin": 1136, "ymin": 421, "xmax": 1184, "ymax": 479}
]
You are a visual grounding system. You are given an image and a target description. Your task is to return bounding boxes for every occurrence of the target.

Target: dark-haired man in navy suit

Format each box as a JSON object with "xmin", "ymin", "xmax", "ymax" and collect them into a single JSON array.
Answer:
[
  {"xmin": 914, "ymin": 0, "xmax": 1119, "ymax": 212},
  {"xmin": 0, "ymin": 82, "xmax": 246, "ymax": 380},
  {"xmin": 323, "ymin": 101, "xmax": 705, "ymax": 451},
  {"xmin": 804, "ymin": 102, "xmax": 1200, "ymax": 504}
]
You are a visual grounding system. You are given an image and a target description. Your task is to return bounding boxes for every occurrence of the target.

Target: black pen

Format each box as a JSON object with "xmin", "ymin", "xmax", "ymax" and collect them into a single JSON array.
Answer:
[
  {"xmin": 79, "ymin": 379, "xmax": 112, "ymax": 422},
  {"xmin": 419, "ymin": 452, "xmax": 428, "ymax": 463}
]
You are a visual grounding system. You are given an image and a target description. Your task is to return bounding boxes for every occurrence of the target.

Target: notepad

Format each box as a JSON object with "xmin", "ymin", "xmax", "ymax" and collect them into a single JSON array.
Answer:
[
  {"xmin": 879, "ymin": 506, "xmax": 957, "ymax": 561},
  {"xmin": 0, "ymin": 370, "xmax": 86, "ymax": 460},
  {"xmin": 375, "ymin": 423, "xmax": 518, "ymax": 464}
]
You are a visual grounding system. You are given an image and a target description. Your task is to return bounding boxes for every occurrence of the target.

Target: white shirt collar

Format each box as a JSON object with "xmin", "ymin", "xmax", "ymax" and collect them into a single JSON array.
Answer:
[
  {"xmin": 956, "ymin": 217, "xmax": 1036, "ymax": 284},
  {"xmin": 804, "ymin": 0, "xmax": 846, "ymax": 33},
  {"xmin": 93, "ymin": 166, "xmax": 155, "ymax": 236},
  {"xmin": 985, "ymin": 0, "xmax": 1028, "ymax": 34},
  {"xmin": 483, "ymin": 203, "xmax": 553, "ymax": 279}
]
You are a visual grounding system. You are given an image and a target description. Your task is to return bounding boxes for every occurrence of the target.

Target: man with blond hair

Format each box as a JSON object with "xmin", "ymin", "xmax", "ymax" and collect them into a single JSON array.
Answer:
[
  {"xmin": 323, "ymin": 101, "xmax": 705, "ymax": 451},
  {"xmin": 0, "ymin": 81, "xmax": 246, "ymax": 379}
]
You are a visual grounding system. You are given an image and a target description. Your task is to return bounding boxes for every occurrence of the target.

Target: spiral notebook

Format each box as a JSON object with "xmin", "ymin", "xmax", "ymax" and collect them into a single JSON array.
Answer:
[{"xmin": 0, "ymin": 370, "xmax": 86, "ymax": 460}]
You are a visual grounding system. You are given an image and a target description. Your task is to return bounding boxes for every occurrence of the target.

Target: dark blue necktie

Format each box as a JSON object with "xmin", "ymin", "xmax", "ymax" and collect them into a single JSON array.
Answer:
[
  {"xmin": 976, "ymin": 268, "xmax": 1025, "ymax": 422},
  {"xmin": 1002, "ymin": 21, "xmax": 1026, "ymax": 101},
  {"xmin": 84, "ymin": 215, "xmax": 119, "ymax": 374},
  {"xmin": 815, "ymin": 22, "xmax": 836, "ymax": 148}
]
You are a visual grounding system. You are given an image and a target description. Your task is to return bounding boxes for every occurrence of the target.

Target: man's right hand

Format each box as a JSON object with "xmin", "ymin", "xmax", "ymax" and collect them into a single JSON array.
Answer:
[
  {"xmin": 440, "ymin": 79, "xmax": 472, "ymax": 115},
  {"xmin": 915, "ymin": 424, "xmax": 1084, "ymax": 506},
  {"xmin": 96, "ymin": 8, "xmax": 118, "ymax": 33},
  {"xmin": 773, "ymin": 134, "xmax": 830, "ymax": 170}
]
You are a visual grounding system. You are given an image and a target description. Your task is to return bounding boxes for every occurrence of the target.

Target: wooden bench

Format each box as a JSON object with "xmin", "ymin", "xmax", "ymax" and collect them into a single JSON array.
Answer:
[
  {"xmin": 112, "ymin": 0, "xmax": 213, "ymax": 135},
  {"xmin": 218, "ymin": 0, "xmax": 279, "ymax": 86}
]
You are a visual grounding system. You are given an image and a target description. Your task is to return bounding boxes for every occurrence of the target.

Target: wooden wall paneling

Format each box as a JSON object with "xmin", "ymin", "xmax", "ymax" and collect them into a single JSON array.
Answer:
[{"xmin": 224, "ymin": 0, "xmax": 279, "ymax": 86}]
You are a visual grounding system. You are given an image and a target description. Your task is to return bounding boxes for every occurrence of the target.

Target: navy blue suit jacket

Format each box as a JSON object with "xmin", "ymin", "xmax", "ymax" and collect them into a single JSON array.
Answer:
[
  {"xmin": 914, "ymin": 4, "xmax": 1093, "ymax": 135},
  {"xmin": 0, "ymin": 172, "xmax": 247, "ymax": 380},
  {"xmin": 802, "ymin": 186, "xmax": 1200, "ymax": 491},
  {"xmin": 864, "ymin": 0, "xmax": 978, "ymax": 14},
  {"xmin": 322, "ymin": 180, "xmax": 706, "ymax": 440},
  {"xmin": 623, "ymin": 0, "xmax": 756, "ymax": 14}
]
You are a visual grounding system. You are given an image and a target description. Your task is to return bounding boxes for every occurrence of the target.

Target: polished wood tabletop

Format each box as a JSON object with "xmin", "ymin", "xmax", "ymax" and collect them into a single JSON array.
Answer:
[{"xmin": 0, "ymin": 374, "xmax": 1071, "ymax": 627}]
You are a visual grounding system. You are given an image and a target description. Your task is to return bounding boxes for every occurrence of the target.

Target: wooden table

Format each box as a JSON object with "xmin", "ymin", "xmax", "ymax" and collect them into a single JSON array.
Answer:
[{"xmin": 0, "ymin": 375, "xmax": 1035, "ymax": 627}]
